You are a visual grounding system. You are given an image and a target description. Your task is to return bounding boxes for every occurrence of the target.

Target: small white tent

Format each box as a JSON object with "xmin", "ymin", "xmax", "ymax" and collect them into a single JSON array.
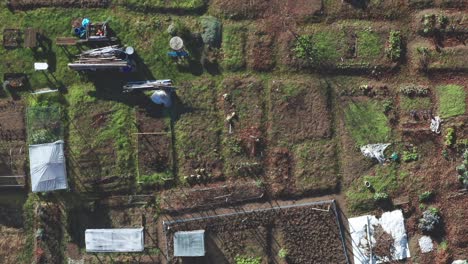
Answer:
[
  {"xmin": 85, "ymin": 228, "xmax": 145, "ymax": 252},
  {"xmin": 29, "ymin": 140, "xmax": 68, "ymax": 192}
]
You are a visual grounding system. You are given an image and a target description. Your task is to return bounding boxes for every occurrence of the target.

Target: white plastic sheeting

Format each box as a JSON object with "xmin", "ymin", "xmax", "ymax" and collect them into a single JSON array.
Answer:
[
  {"xmin": 349, "ymin": 210, "xmax": 411, "ymax": 264},
  {"xmin": 151, "ymin": 90, "xmax": 171, "ymax": 107},
  {"xmin": 174, "ymin": 230, "xmax": 205, "ymax": 257},
  {"xmin": 360, "ymin": 143, "xmax": 391, "ymax": 163},
  {"xmin": 418, "ymin": 236, "xmax": 433, "ymax": 253},
  {"xmin": 85, "ymin": 228, "xmax": 144, "ymax": 252},
  {"xmin": 29, "ymin": 140, "xmax": 68, "ymax": 192},
  {"xmin": 430, "ymin": 116, "xmax": 441, "ymax": 134}
]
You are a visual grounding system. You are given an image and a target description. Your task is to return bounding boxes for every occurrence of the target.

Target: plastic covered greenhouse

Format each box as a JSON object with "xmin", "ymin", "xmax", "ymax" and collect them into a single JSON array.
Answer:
[{"xmin": 85, "ymin": 228, "xmax": 145, "ymax": 252}]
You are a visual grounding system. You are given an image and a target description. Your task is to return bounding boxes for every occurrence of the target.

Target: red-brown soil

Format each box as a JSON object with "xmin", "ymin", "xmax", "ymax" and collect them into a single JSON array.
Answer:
[
  {"xmin": 246, "ymin": 23, "xmax": 276, "ymax": 72},
  {"xmin": 164, "ymin": 202, "xmax": 347, "ymax": 264},
  {"xmin": 0, "ymin": 100, "xmax": 26, "ymax": 185},
  {"xmin": 160, "ymin": 180, "xmax": 264, "ymax": 212},
  {"xmin": 269, "ymin": 79, "xmax": 332, "ymax": 144},
  {"xmin": 212, "ymin": 0, "xmax": 322, "ymax": 20},
  {"xmin": 136, "ymin": 105, "xmax": 173, "ymax": 180}
]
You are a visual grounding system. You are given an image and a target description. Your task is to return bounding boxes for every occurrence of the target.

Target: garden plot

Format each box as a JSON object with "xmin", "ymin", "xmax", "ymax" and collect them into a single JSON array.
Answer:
[
  {"xmin": 278, "ymin": 23, "xmax": 396, "ymax": 72},
  {"xmin": 136, "ymin": 105, "xmax": 173, "ymax": 188},
  {"xmin": 212, "ymin": 0, "xmax": 322, "ymax": 20},
  {"xmin": 427, "ymin": 46, "xmax": 468, "ymax": 72},
  {"xmin": 343, "ymin": 99, "xmax": 391, "ymax": 147},
  {"xmin": 246, "ymin": 24, "xmax": 276, "ymax": 71},
  {"xmin": 66, "ymin": 85, "xmax": 135, "ymax": 193},
  {"xmin": 221, "ymin": 24, "xmax": 247, "ymax": 71},
  {"xmin": 175, "ymin": 80, "xmax": 223, "ymax": 182},
  {"xmin": 220, "ymin": 76, "xmax": 265, "ymax": 178},
  {"xmin": 160, "ymin": 180, "xmax": 264, "ymax": 212},
  {"xmin": 163, "ymin": 201, "xmax": 348, "ymax": 264},
  {"xmin": 0, "ymin": 192, "xmax": 27, "ymax": 263},
  {"xmin": 268, "ymin": 78, "xmax": 332, "ymax": 145},
  {"xmin": 436, "ymin": 84, "xmax": 466, "ymax": 118},
  {"xmin": 0, "ymin": 100, "xmax": 26, "ymax": 184},
  {"xmin": 292, "ymin": 140, "xmax": 339, "ymax": 195},
  {"xmin": 8, "ymin": 0, "xmax": 109, "ymax": 9},
  {"xmin": 35, "ymin": 202, "xmax": 64, "ymax": 264},
  {"xmin": 397, "ymin": 86, "xmax": 434, "ymax": 130},
  {"xmin": 66, "ymin": 200, "xmax": 161, "ymax": 263}
]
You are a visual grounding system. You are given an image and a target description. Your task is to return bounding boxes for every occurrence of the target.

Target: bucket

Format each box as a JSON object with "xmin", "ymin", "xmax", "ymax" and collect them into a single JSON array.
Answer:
[
  {"xmin": 364, "ymin": 181, "xmax": 372, "ymax": 188},
  {"xmin": 125, "ymin": 46, "xmax": 135, "ymax": 55}
]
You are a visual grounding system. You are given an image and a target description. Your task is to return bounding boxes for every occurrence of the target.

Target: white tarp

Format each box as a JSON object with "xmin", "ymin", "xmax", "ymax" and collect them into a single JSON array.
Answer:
[
  {"xmin": 174, "ymin": 230, "xmax": 205, "ymax": 257},
  {"xmin": 360, "ymin": 143, "xmax": 391, "ymax": 163},
  {"xmin": 349, "ymin": 210, "xmax": 411, "ymax": 264},
  {"xmin": 419, "ymin": 236, "xmax": 433, "ymax": 253},
  {"xmin": 430, "ymin": 116, "xmax": 441, "ymax": 134},
  {"xmin": 85, "ymin": 228, "xmax": 144, "ymax": 252},
  {"xmin": 29, "ymin": 140, "xmax": 68, "ymax": 192}
]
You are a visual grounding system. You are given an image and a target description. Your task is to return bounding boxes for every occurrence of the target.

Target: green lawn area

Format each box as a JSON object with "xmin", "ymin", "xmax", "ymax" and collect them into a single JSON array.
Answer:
[
  {"xmin": 357, "ymin": 29, "xmax": 383, "ymax": 61},
  {"xmin": 344, "ymin": 100, "xmax": 391, "ymax": 147},
  {"xmin": 293, "ymin": 140, "xmax": 339, "ymax": 193},
  {"xmin": 400, "ymin": 96, "xmax": 432, "ymax": 111},
  {"xmin": 346, "ymin": 164, "xmax": 406, "ymax": 213},
  {"xmin": 436, "ymin": 84, "xmax": 466, "ymax": 118},
  {"xmin": 221, "ymin": 24, "xmax": 247, "ymax": 71}
]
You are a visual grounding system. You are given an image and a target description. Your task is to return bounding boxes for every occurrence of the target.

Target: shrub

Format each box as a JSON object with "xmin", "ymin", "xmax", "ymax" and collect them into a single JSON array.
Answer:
[
  {"xmin": 200, "ymin": 16, "xmax": 221, "ymax": 47},
  {"xmin": 385, "ymin": 30, "xmax": 402, "ymax": 61},
  {"xmin": 456, "ymin": 150, "xmax": 468, "ymax": 189},
  {"xmin": 373, "ymin": 192, "xmax": 389, "ymax": 201},
  {"xmin": 418, "ymin": 208, "xmax": 441, "ymax": 232},
  {"xmin": 30, "ymin": 129, "xmax": 56, "ymax": 144},
  {"xmin": 422, "ymin": 14, "xmax": 437, "ymax": 35},
  {"xmin": 418, "ymin": 191, "xmax": 433, "ymax": 202},
  {"xmin": 402, "ymin": 147, "xmax": 419, "ymax": 162},
  {"xmin": 383, "ymin": 100, "xmax": 393, "ymax": 113},
  {"xmin": 278, "ymin": 248, "xmax": 288, "ymax": 259},
  {"xmin": 437, "ymin": 15, "xmax": 449, "ymax": 29},
  {"xmin": 444, "ymin": 128, "xmax": 455, "ymax": 147},
  {"xmin": 293, "ymin": 35, "xmax": 317, "ymax": 62},
  {"xmin": 235, "ymin": 256, "xmax": 261, "ymax": 264}
]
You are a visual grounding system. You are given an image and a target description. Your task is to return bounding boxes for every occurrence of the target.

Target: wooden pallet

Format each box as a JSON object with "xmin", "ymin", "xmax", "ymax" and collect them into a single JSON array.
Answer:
[
  {"xmin": 24, "ymin": 28, "xmax": 39, "ymax": 48},
  {"xmin": 56, "ymin": 37, "xmax": 77, "ymax": 46}
]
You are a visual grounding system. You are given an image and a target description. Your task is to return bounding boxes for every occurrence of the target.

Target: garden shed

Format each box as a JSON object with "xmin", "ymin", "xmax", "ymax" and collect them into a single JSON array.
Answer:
[
  {"xmin": 85, "ymin": 228, "xmax": 144, "ymax": 252},
  {"xmin": 174, "ymin": 230, "xmax": 205, "ymax": 257},
  {"xmin": 29, "ymin": 140, "xmax": 68, "ymax": 192}
]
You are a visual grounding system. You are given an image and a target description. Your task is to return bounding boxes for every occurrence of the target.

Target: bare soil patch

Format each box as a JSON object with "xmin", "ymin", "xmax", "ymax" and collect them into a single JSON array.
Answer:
[
  {"xmin": 136, "ymin": 104, "xmax": 173, "ymax": 183},
  {"xmin": 160, "ymin": 180, "xmax": 264, "ymax": 213},
  {"xmin": 212, "ymin": 0, "xmax": 322, "ymax": 20},
  {"xmin": 0, "ymin": 100, "xmax": 26, "ymax": 187},
  {"xmin": 246, "ymin": 23, "xmax": 276, "ymax": 71},
  {"xmin": 0, "ymin": 226, "xmax": 26, "ymax": 263},
  {"xmin": 269, "ymin": 78, "xmax": 332, "ymax": 144}
]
